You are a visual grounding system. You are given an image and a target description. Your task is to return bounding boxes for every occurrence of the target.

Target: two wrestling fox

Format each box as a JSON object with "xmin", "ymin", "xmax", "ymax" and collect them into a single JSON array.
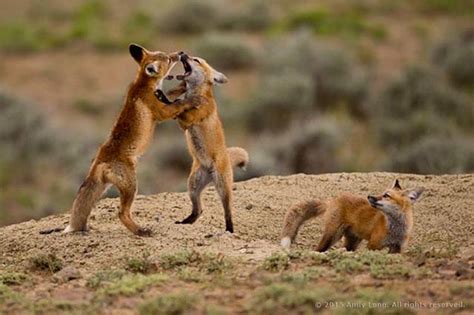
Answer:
[{"xmin": 61, "ymin": 44, "xmax": 424, "ymax": 254}]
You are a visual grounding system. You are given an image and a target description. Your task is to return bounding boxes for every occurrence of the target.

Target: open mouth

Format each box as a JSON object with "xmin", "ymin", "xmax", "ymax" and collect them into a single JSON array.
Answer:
[{"xmin": 176, "ymin": 54, "xmax": 192, "ymax": 80}]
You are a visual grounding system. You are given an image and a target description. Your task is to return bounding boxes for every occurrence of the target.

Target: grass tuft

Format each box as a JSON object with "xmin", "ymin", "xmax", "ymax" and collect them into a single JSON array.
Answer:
[
  {"xmin": 139, "ymin": 291, "xmax": 196, "ymax": 315},
  {"xmin": 30, "ymin": 253, "xmax": 63, "ymax": 273}
]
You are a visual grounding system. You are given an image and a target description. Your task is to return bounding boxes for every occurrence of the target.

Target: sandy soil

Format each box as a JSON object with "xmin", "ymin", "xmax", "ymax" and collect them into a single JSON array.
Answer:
[{"xmin": 0, "ymin": 173, "xmax": 473, "ymax": 314}]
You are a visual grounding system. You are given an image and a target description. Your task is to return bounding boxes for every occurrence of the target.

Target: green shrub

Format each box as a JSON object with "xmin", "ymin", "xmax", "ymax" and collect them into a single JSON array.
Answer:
[
  {"xmin": 99, "ymin": 274, "xmax": 168, "ymax": 297},
  {"xmin": 30, "ymin": 253, "xmax": 63, "ymax": 273},
  {"xmin": 371, "ymin": 65, "xmax": 474, "ymax": 150},
  {"xmin": 263, "ymin": 252, "xmax": 290, "ymax": 272},
  {"xmin": 268, "ymin": 117, "xmax": 345, "ymax": 174},
  {"xmin": 0, "ymin": 22, "xmax": 53, "ymax": 52},
  {"xmin": 86, "ymin": 270, "xmax": 126, "ymax": 288},
  {"xmin": 121, "ymin": 10, "xmax": 155, "ymax": 47},
  {"xmin": 245, "ymin": 71, "xmax": 315, "ymax": 132},
  {"xmin": 247, "ymin": 283, "xmax": 332, "ymax": 314},
  {"xmin": 139, "ymin": 292, "xmax": 196, "ymax": 315},
  {"xmin": 219, "ymin": 0, "xmax": 273, "ymax": 31},
  {"xmin": 415, "ymin": 0, "xmax": 474, "ymax": 14},
  {"xmin": 159, "ymin": 0, "xmax": 223, "ymax": 34},
  {"xmin": 125, "ymin": 252, "xmax": 155, "ymax": 274},
  {"xmin": 0, "ymin": 272, "xmax": 29, "ymax": 286},
  {"xmin": 243, "ymin": 31, "xmax": 369, "ymax": 131},
  {"xmin": 433, "ymin": 29, "xmax": 474, "ymax": 87},
  {"xmin": 285, "ymin": 9, "xmax": 386, "ymax": 40},
  {"xmin": 383, "ymin": 136, "xmax": 474, "ymax": 174},
  {"xmin": 160, "ymin": 250, "xmax": 197, "ymax": 270},
  {"xmin": 375, "ymin": 66, "xmax": 472, "ymax": 126},
  {"xmin": 0, "ymin": 90, "xmax": 95, "ymax": 226},
  {"xmin": 193, "ymin": 33, "xmax": 258, "ymax": 70}
]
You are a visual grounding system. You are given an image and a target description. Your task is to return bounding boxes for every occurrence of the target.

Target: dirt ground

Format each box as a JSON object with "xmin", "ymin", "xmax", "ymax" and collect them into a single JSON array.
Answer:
[{"xmin": 1, "ymin": 173, "xmax": 473, "ymax": 314}]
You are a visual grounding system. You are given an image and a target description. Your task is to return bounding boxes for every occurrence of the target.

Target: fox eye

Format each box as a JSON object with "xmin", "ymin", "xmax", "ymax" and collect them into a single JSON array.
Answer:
[
  {"xmin": 193, "ymin": 58, "xmax": 201, "ymax": 64},
  {"xmin": 383, "ymin": 193, "xmax": 391, "ymax": 198}
]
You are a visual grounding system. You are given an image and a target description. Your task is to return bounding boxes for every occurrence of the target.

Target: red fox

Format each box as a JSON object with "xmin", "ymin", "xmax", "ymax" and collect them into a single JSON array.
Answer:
[
  {"xmin": 155, "ymin": 53, "xmax": 249, "ymax": 233},
  {"xmin": 280, "ymin": 180, "xmax": 424, "ymax": 253},
  {"xmin": 64, "ymin": 44, "xmax": 196, "ymax": 236}
]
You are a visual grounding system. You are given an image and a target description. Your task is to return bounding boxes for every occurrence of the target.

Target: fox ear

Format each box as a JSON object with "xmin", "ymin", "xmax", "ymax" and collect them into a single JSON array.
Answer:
[
  {"xmin": 211, "ymin": 69, "xmax": 228, "ymax": 85},
  {"xmin": 406, "ymin": 187, "xmax": 424, "ymax": 203},
  {"xmin": 129, "ymin": 43, "xmax": 147, "ymax": 64},
  {"xmin": 392, "ymin": 179, "xmax": 402, "ymax": 190}
]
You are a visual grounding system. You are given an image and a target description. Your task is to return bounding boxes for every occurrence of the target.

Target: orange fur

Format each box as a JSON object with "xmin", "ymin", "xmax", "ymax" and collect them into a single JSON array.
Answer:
[
  {"xmin": 65, "ymin": 44, "xmax": 195, "ymax": 236},
  {"xmin": 156, "ymin": 55, "xmax": 248, "ymax": 232},
  {"xmin": 281, "ymin": 180, "xmax": 424, "ymax": 253}
]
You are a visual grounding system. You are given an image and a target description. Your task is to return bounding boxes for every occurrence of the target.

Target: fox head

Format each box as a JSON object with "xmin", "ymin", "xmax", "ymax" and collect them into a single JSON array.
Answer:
[
  {"xmin": 129, "ymin": 43, "xmax": 180, "ymax": 85},
  {"xmin": 176, "ymin": 53, "xmax": 228, "ymax": 90},
  {"xmin": 367, "ymin": 179, "xmax": 424, "ymax": 214}
]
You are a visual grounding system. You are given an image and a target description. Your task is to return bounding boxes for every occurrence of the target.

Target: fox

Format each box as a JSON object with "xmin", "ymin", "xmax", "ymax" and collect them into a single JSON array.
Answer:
[
  {"xmin": 280, "ymin": 180, "xmax": 424, "ymax": 253},
  {"xmin": 154, "ymin": 53, "xmax": 249, "ymax": 233},
  {"xmin": 63, "ymin": 44, "xmax": 196, "ymax": 236}
]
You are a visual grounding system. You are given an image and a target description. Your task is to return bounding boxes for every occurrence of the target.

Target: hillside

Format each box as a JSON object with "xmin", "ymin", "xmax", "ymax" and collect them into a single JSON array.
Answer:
[{"xmin": 1, "ymin": 173, "xmax": 473, "ymax": 314}]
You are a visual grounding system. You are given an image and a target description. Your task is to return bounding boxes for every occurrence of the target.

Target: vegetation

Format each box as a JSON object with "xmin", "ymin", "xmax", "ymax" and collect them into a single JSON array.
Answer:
[
  {"xmin": 1, "ymin": 0, "xmax": 473, "ymax": 228},
  {"xmin": 30, "ymin": 253, "xmax": 64, "ymax": 273},
  {"xmin": 193, "ymin": 33, "xmax": 258, "ymax": 70},
  {"xmin": 139, "ymin": 292, "xmax": 197, "ymax": 315}
]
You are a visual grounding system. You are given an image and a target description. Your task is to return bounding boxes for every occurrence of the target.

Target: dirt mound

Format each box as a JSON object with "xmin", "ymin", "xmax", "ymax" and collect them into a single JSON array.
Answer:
[
  {"xmin": 1, "ymin": 173, "xmax": 473, "ymax": 314},
  {"xmin": 1, "ymin": 173, "xmax": 473, "ymax": 272}
]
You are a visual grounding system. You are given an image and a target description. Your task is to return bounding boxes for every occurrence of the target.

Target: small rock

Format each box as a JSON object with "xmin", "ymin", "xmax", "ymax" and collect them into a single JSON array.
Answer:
[
  {"xmin": 245, "ymin": 204, "xmax": 253, "ymax": 210},
  {"xmin": 53, "ymin": 266, "xmax": 81, "ymax": 283}
]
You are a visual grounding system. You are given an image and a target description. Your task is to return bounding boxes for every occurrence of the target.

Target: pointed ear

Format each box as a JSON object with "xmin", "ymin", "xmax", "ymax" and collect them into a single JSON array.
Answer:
[
  {"xmin": 129, "ymin": 43, "xmax": 147, "ymax": 64},
  {"xmin": 211, "ymin": 68, "xmax": 228, "ymax": 85},
  {"xmin": 406, "ymin": 187, "xmax": 425, "ymax": 203},
  {"xmin": 392, "ymin": 179, "xmax": 402, "ymax": 190}
]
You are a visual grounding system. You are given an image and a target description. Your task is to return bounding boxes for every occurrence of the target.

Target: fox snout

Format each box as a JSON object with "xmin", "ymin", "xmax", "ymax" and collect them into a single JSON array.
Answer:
[
  {"xmin": 367, "ymin": 195, "xmax": 378, "ymax": 207},
  {"xmin": 179, "ymin": 53, "xmax": 190, "ymax": 61},
  {"xmin": 169, "ymin": 51, "xmax": 185, "ymax": 63}
]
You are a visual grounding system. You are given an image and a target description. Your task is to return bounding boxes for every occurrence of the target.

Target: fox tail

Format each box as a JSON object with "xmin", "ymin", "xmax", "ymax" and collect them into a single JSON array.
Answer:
[
  {"xmin": 227, "ymin": 147, "xmax": 249, "ymax": 170},
  {"xmin": 280, "ymin": 200, "xmax": 326, "ymax": 248}
]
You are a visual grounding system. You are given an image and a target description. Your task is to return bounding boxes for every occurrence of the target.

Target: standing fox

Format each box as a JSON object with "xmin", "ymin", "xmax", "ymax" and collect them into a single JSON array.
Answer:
[
  {"xmin": 281, "ymin": 180, "xmax": 424, "ymax": 253},
  {"xmin": 64, "ymin": 44, "xmax": 195, "ymax": 236},
  {"xmin": 155, "ymin": 53, "xmax": 249, "ymax": 233}
]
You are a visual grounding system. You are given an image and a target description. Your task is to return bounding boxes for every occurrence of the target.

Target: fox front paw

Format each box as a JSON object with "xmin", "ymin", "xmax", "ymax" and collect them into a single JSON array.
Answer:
[{"xmin": 154, "ymin": 89, "xmax": 173, "ymax": 105}]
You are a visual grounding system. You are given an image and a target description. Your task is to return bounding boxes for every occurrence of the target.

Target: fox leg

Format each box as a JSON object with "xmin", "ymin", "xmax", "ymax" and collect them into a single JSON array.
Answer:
[
  {"xmin": 388, "ymin": 244, "xmax": 402, "ymax": 254},
  {"xmin": 367, "ymin": 237, "xmax": 384, "ymax": 251},
  {"xmin": 343, "ymin": 228, "xmax": 362, "ymax": 251},
  {"xmin": 177, "ymin": 166, "xmax": 212, "ymax": 224},
  {"xmin": 316, "ymin": 224, "xmax": 344, "ymax": 252},
  {"xmin": 212, "ymin": 166, "xmax": 234, "ymax": 233},
  {"xmin": 105, "ymin": 163, "xmax": 150, "ymax": 236},
  {"xmin": 65, "ymin": 165, "xmax": 107, "ymax": 233}
]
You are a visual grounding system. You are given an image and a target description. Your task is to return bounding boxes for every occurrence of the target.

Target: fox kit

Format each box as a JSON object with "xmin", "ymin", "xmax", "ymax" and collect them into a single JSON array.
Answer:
[
  {"xmin": 64, "ymin": 44, "xmax": 195, "ymax": 236},
  {"xmin": 281, "ymin": 180, "xmax": 424, "ymax": 253},
  {"xmin": 155, "ymin": 53, "xmax": 249, "ymax": 233}
]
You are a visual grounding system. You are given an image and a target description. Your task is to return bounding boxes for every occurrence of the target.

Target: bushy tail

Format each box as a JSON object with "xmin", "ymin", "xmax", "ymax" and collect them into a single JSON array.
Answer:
[
  {"xmin": 65, "ymin": 177, "xmax": 105, "ymax": 232},
  {"xmin": 227, "ymin": 147, "xmax": 249, "ymax": 170},
  {"xmin": 280, "ymin": 200, "xmax": 325, "ymax": 248}
]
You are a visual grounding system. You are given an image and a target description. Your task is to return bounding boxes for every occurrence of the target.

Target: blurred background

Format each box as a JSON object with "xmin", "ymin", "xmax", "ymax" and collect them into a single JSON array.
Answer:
[{"xmin": 0, "ymin": 0, "xmax": 473, "ymax": 226}]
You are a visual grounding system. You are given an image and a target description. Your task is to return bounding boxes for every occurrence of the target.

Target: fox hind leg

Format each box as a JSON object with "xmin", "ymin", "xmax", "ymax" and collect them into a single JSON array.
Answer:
[
  {"xmin": 66, "ymin": 172, "xmax": 107, "ymax": 233},
  {"xmin": 344, "ymin": 228, "xmax": 362, "ymax": 251},
  {"xmin": 213, "ymin": 167, "xmax": 234, "ymax": 233},
  {"xmin": 177, "ymin": 166, "xmax": 212, "ymax": 224},
  {"xmin": 105, "ymin": 163, "xmax": 149, "ymax": 236},
  {"xmin": 317, "ymin": 224, "xmax": 345, "ymax": 252}
]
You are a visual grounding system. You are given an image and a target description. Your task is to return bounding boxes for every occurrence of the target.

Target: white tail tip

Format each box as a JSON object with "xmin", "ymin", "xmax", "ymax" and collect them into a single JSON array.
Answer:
[
  {"xmin": 281, "ymin": 237, "xmax": 291, "ymax": 249},
  {"xmin": 63, "ymin": 225, "xmax": 73, "ymax": 233}
]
